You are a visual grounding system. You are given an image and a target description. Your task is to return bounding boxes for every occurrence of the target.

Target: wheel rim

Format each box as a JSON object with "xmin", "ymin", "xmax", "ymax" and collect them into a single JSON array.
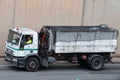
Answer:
[
  {"xmin": 29, "ymin": 61, "xmax": 36, "ymax": 69},
  {"xmin": 92, "ymin": 58, "xmax": 103, "ymax": 70},
  {"xmin": 94, "ymin": 60, "xmax": 100, "ymax": 66}
]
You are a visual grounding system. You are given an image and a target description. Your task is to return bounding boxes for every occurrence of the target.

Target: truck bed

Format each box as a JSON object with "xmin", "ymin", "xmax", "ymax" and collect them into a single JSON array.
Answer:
[{"xmin": 43, "ymin": 25, "xmax": 119, "ymax": 53}]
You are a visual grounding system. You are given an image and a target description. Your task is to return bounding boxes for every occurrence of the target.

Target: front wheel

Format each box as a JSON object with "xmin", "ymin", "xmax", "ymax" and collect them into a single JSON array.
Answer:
[
  {"xmin": 90, "ymin": 56, "xmax": 104, "ymax": 71},
  {"xmin": 25, "ymin": 57, "xmax": 40, "ymax": 71}
]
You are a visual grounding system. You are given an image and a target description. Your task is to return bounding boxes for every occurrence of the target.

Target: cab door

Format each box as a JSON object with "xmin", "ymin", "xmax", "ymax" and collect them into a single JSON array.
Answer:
[{"xmin": 19, "ymin": 34, "xmax": 38, "ymax": 57}]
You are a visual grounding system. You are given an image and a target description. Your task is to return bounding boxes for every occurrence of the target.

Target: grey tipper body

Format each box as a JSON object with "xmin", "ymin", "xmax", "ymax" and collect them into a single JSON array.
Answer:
[{"xmin": 46, "ymin": 25, "xmax": 118, "ymax": 53}]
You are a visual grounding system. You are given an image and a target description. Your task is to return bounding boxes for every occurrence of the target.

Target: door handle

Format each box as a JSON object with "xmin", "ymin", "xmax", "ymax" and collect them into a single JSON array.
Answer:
[{"xmin": 30, "ymin": 50, "xmax": 33, "ymax": 53}]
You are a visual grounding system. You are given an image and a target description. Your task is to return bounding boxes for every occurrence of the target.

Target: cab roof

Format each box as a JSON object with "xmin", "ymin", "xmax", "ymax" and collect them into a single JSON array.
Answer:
[{"xmin": 10, "ymin": 27, "xmax": 37, "ymax": 34}]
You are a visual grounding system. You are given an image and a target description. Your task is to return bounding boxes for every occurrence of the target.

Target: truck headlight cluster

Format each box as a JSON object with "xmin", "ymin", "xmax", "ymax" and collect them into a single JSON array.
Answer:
[{"xmin": 13, "ymin": 58, "xmax": 17, "ymax": 62}]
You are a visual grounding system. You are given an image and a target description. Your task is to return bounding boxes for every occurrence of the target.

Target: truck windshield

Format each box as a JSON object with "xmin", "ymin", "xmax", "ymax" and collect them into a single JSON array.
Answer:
[{"xmin": 7, "ymin": 30, "xmax": 20, "ymax": 45}]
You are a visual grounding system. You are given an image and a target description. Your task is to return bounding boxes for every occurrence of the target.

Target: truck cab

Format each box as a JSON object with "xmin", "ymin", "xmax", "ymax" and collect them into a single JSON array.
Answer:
[{"xmin": 5, "ymin": 28, "xmax": 39, "ymax": 68}]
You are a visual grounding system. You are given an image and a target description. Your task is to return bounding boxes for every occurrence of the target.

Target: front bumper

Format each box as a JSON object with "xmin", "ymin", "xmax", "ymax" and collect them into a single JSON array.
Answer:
[{"xmin": 5, "ymin": 52, "xmax": 25, "ymax": 68}]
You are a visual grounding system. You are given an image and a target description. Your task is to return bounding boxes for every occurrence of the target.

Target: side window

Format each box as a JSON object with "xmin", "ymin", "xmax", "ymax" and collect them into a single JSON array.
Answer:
[{"xmin": 22, "ymin": 35, "xmax": 33, "ymax": 45}]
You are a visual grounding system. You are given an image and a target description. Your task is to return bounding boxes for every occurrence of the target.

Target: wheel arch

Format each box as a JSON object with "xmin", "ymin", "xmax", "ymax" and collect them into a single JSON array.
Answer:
[{"xmin": 25, "ymin": 55, "xmax": 41, "ymax": 63}]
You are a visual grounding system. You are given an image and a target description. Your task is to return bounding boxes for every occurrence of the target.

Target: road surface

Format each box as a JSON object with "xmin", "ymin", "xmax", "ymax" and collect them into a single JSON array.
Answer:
[{"xmin": 0, "ymin": 61, "xmax": 120, "ymax": 80}]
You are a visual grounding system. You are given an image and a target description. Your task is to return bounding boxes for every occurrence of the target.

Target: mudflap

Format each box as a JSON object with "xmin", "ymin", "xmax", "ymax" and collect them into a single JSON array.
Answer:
[{"xmin": 41, "ymin": 57, "xmax": 48, "ymax": 67}]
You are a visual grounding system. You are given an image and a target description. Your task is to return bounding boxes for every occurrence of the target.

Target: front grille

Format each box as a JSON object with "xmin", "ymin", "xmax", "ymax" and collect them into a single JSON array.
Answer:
[
  {"xmin": 6, "ymin": 48, "xmax": 13, "ymax": 54},
  {"xmin": 5, "ymin": 52, "xmax": 13, "ymax": 62}
]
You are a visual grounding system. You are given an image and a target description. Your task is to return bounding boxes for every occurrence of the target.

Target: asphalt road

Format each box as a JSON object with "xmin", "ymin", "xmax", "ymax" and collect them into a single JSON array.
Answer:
[{"xmin": 0, "ymin": 61, "xmax": 120, "ymax": 80}]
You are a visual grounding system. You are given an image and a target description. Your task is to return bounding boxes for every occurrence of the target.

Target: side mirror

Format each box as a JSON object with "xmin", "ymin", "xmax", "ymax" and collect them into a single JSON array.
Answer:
[
  {"xmin": 20, "ymin": 40, "xmax": 26, "ymax": 50},
  {"xmin": 20, "ymin": 43, "xmax": 24, "ymax": 50}
]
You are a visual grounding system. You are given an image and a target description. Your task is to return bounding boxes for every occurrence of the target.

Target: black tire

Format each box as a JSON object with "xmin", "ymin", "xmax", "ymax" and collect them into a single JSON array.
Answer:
[
  {"xmin": 25, "ymin": 57, "xmax": 40, "ymax": 71},
  {"xmin": 90, "ymin": 56, "xmax": 104, "ymax": 71}
]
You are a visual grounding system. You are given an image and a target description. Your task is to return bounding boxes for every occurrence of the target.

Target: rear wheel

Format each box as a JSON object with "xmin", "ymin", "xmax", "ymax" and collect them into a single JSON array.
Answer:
[
  {"xmin": 89, "ymin": 56, "xmax": 104, "ymax": 71},
  {"xmin": 25, "ymin": 57, "xmax": 40, "ymax": 71}
]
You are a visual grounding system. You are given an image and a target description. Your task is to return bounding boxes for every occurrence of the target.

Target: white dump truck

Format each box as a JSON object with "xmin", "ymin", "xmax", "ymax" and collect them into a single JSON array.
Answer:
[{"xmin": 5, "ymin": 24, "xmax": 119, "ymax": 71}]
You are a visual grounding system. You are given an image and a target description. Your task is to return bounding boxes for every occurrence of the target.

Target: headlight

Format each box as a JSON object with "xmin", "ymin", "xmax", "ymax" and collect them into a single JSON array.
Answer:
[{"xmin": 13, "ymin": 58, "xmax": 17, "ymax": 62}]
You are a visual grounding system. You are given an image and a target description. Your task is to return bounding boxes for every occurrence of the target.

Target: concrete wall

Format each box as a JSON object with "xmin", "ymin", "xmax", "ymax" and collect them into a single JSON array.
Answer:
[
  {"xmin": 0, "ymin": 0, "xmax": 14, "ymax": 56},
  {"xmin": 0, "ymin": 0, "xmax": 83, "ymax": 56},
  {"xmin": 0, "ymin": 0, "xmax": 120, "ymax": 56},
  {"xmin": 83, "ymin": 0, "xmax": 120, "ymax": 54}
]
